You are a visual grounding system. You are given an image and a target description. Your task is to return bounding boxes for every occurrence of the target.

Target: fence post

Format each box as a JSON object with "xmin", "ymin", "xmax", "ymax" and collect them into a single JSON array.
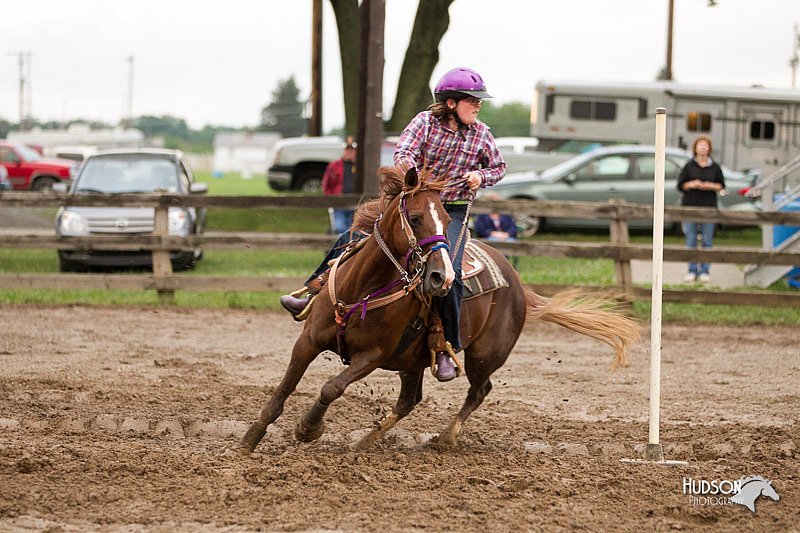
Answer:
[
  {"xmin": 609, "ymin": 199, "xmax": 632, "ymax": 294},
  {"xmin": 152, "ymin": 205, "xmax": 175, "ymax": 304}
]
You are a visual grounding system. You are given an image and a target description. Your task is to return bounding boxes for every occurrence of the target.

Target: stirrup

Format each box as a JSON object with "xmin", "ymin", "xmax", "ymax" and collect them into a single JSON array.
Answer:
[
  {"xmin": 289, "ymin": 286, "xmax": 309, "ymax": 298},
  {"xmin": 294, "ymin": 294, "xmax": 318, "ymax": 322},
  {"xmin": 429, "ymin": 341, "xmax": 464, "ymax": 379}
]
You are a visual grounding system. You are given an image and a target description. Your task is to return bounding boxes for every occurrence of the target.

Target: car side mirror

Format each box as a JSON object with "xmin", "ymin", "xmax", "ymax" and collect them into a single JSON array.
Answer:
[
  {"xmin": 52, "ymin": 183, "xmax": 68, "ymax": 193},
  {"xmin": 189, "ymin": 182, "xmax": 208, "ymax": 194},
  {"xmin": 564, "ymin": 173, "xmax": 577, "ymax": 184}
]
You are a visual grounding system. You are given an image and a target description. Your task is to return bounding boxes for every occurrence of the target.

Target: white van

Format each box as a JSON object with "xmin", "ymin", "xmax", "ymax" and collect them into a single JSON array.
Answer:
[{"xmin": 530, "ymin": 80, "xmax": 800, "ymax": 175}]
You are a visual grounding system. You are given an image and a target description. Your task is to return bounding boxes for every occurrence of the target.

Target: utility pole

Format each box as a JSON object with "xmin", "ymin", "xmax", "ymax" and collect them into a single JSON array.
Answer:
[
  {"xmin": 790, "ymin": 23, "xmax": 799, "ymax": 89},
  {"xmin": 665, "ymin": 0, "xmax": 675, "ymax": 80},
  {"xmin": 665, "ymin": 1, "xmax": 718, "ymax": 81},
  {"xmin": 126, "ymin": 55, "xmax": 135, "ymax": 127},
  {"xmin": 309, "ymin": 0, "xmax": 323, "ymax": 136},
  {"xmin": 356, "ymin": 0, "xmax": 385, "ymax": 197},
  {"xmin": 9, "ymin": 51, "xmax": 32, "ymax": 129}
]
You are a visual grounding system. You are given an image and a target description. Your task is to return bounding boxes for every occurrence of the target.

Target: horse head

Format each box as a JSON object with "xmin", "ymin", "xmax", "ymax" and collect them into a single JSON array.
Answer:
[{"xmin": 364, "ymin": 166, "xmax": 455, "ymax": 297}]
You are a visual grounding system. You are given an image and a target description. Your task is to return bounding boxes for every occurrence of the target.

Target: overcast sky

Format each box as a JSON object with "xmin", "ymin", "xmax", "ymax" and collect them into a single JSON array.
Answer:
[{"xmin": 1, "ymin": 0, "xmax": 798, "ymax": 131}]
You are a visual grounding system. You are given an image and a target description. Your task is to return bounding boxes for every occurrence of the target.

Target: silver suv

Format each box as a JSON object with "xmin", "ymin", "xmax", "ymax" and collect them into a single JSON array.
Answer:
[{"xmin": 54, "ymin": 149, "xmax": 208, "ymax": 271}]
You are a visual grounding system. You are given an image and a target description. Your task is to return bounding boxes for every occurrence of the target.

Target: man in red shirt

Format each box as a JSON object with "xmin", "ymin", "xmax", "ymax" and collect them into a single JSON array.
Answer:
[{"xmin": 322, "ymin": 140, "xmax": 357, "ymax": 234}]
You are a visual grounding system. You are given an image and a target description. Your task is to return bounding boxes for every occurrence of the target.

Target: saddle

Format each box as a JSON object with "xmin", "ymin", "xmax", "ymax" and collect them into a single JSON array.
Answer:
[{"xmin": 461, "ymin": 240, "xmax": 509, "ymax": 300}]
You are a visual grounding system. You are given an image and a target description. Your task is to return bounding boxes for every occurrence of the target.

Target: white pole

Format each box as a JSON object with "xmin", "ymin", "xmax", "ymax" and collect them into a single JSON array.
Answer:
[{"xmin": 646, "ymin": 108, "xmax": 667, "ymax": 462}]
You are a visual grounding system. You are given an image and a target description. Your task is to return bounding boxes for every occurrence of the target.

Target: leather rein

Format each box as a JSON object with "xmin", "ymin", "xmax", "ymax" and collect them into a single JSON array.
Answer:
[{"xmin": 327, "ymin": 189, "xmax": 450, "ymax": 362}]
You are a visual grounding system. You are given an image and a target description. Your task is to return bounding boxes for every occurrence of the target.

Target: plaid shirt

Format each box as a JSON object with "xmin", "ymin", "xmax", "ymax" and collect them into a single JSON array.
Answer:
[{"xmin": 394, "ymin": 111, "xmax": 506, "ymax": 202}]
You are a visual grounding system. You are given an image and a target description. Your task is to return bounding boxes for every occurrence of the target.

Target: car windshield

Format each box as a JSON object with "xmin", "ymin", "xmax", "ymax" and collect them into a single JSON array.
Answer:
[
  {"xmin": 14, "ymin": 143, "xmax": 42, "ymax": 161},
  {"xmin": 75, "ymin": 156, "xmax": 179, "ymax": 193}
]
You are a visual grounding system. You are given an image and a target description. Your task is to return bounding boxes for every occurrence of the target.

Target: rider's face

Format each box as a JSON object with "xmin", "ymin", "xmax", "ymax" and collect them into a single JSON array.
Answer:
[{"xmin": 450, "ymin": 97, "xmax": 482, "ymax": 126}]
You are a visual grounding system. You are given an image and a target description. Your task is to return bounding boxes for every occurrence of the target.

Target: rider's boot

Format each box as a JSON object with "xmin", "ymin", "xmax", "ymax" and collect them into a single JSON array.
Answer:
[
  {"xmin": 428, "ymin": 318, "xmax": 459, "ymax": 382},
  {"xmin": 279, "ymin": 271, "xmax": 329, "ymax": 321}
]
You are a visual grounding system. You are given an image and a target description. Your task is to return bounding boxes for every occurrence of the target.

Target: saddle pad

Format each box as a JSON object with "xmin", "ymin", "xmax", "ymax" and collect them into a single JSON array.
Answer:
[{"xmin": 461, "ymin": 241, "xmax": 509, "ymax": 300}]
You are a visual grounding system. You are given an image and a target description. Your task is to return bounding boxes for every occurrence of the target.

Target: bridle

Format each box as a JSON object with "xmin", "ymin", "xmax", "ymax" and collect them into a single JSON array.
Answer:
[
  {"xmin": 375, "ymin": 191, "xmax": 450, "ymax": 287},
  {"xmin": 327, "ymin": 187, "xmax": 450, "ymax": 362}
]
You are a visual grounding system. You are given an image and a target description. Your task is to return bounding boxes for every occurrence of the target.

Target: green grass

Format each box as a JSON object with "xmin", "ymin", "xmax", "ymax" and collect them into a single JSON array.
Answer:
[
  {"xmin": 193, "ymin": 171, "xmax": 331, "ymax": 233},
  {"xmin": 2, "ymin": 247, "xmax": 799, "ymax": 326},
  {"xmin": 2, "ymin": 178, "xmax": 796, "ymax": 325},
  {"xmin": 194, "ymin": 171, "xmax": 274, "ymax": 196}
]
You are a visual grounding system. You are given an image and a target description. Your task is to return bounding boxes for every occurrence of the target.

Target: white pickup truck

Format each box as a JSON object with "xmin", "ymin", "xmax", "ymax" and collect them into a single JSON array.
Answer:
[
  {"xmin": 266, "ymin": 135, "xmax": 576, "ymax": 192},
  {"xmin": 267, "ymin": 136, "xmax": 344, "ymax": 192}
]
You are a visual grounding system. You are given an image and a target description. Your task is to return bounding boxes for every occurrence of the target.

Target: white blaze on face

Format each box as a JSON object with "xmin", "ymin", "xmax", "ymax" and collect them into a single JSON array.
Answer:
[
  {"xmin": 429, "ymin": 201, "xmax": 444, "ymax": 236},
  {"xmin": 429, "ymin": 201, "xmax": 455, "ymax": 288}
]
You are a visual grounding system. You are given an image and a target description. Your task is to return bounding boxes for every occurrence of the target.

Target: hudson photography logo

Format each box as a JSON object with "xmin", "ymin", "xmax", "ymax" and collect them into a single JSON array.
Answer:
[{"xmin": 682, "ymin": 476, "xmax": 780, "ymax": 512}]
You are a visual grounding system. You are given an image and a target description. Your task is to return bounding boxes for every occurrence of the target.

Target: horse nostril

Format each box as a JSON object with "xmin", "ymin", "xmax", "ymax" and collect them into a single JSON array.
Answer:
[{"xmin": 428, "ymin": 271, "xmax": 444, "ymax": 287}]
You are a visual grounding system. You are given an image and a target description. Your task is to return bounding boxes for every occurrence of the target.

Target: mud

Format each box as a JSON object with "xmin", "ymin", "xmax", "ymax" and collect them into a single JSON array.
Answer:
[{"xmin": 0, "ymin": 305, "xmax": 797, "ymax": 531}]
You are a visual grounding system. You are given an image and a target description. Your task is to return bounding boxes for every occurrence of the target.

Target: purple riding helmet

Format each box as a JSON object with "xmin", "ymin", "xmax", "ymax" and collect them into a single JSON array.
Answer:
[{"xmin": 434, "ymin": 67, "xmax": 493, "ymax": 102}]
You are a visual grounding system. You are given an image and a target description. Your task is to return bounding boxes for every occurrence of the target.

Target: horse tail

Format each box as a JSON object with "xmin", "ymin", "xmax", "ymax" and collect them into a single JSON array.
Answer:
[{"xmin": 524, "ymin": 288, "xmax": 641, "ymax": 371}]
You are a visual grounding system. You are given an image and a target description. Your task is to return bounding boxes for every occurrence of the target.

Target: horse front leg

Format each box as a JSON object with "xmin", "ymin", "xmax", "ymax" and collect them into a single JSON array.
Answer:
[
  {"xmin": 353, "ymin": 367, "xmax": 425, "ymax": 450},
  {"xmin": 239, "ymin": 335, "xmax": 319, "ymax": 454},
  {"xmin": 295, "ymin": 349, "xmax": 384, "ymax": 442},
  {"xmin": 437, "ymin": 376, "xmax": 493, "ymax": 448}
]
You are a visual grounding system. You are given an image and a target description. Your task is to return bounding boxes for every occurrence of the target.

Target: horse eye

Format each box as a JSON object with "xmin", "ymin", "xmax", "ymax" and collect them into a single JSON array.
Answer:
[{"xmin": 408, "ymin": 214, "xmax": 423, "ymax": 227}]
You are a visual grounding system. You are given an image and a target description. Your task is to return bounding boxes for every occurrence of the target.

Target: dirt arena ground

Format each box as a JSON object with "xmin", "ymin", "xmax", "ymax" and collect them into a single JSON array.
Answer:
[{"xmin": 0, "ymin": 304, "xmax": 796, "ymax": 532}]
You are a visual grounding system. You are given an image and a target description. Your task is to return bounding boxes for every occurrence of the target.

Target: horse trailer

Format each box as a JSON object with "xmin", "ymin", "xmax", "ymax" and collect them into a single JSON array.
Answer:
[{"xmin": 530, "ymin": 80, "xmax": 800, "ymax": 176}]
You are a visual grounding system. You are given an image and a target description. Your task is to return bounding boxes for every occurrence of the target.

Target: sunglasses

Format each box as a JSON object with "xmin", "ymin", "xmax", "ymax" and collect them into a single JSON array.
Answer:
[{"xmin": 462, "ymin": 97, "xmax": 483, "ymax": 107}]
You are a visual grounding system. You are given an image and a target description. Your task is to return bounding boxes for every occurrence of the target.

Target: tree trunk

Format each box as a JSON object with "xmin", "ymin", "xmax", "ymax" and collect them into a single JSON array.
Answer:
[
  {"xmin": 330, "ymin": 0, "xmax": 361, "ymax": 136},
  {"xmin": 387, "ymin": 0, "xmax": 455, "ymax": 134}
]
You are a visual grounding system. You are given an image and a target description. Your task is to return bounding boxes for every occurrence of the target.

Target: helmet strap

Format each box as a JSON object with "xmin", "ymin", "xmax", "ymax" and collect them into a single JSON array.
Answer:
[{"xmin": 446, "ymin": 101, "xmax": 468, "ymax": 141}]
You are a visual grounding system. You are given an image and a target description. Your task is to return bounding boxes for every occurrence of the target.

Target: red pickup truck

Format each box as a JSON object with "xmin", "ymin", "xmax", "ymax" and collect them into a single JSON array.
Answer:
[{"xmin": 0, "ymin": 140, "xmax": 77, "ymax": 190}]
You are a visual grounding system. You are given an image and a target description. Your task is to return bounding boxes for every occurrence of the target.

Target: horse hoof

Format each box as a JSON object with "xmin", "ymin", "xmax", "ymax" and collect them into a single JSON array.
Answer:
[
  {"xmin": 235, "ymin": 443, "xmax": 253, "ymax": 457},
  {"xmin": 295, "ymin": 420, "xmax": 325, "ymax": 442}
]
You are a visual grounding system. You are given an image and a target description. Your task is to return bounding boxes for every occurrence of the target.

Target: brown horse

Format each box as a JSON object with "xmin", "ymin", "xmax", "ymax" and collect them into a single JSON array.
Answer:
[{"xmin": 239, "ymin": 166, "xmax": 640, "ymax": 454}]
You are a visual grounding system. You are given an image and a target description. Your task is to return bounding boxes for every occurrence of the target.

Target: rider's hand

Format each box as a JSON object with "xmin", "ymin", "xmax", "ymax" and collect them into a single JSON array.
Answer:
[{"xmin": 464, "ymin": 171, "xmax": 482, "ymax": 191}]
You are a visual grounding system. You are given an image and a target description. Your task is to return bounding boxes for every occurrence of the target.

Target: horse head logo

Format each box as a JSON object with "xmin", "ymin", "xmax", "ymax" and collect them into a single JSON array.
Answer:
[{"xmin": 732, "ymin": 476, "xmax": 780, "ymax": 513}]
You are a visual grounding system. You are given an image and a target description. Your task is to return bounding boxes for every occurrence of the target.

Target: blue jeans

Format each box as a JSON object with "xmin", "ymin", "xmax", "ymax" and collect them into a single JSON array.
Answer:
[
  {"xmin": 332, "ymin": 209, "xmax": 354, "ymax": 235},
  {"xmin": 435, "ymin": 204, "xmax": 468, "ymax": 352},
  {"xmin": 683, "ymin": 222, "xmax": 715, "ymax": 275}
]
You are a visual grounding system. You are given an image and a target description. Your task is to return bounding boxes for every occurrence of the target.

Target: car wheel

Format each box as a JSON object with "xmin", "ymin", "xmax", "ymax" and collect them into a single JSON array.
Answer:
[
  {"xmin": 515, "ymin": 213, "xmax": 544, "ymax": 238},
  {"xmin": 297, "ymin": 174, "xmax": 322, "ymax": 193},
  {"xmin": 32, "ymin": 177, "xmax": 57, "ymax": 191}
]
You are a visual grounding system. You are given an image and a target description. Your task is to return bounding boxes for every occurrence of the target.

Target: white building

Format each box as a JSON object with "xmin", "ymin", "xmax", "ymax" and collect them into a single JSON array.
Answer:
[
  {"xmin": 213, "ymin": 132, "xmax": 281, "ymax": 178},
  {"xmin": 8, "ymin": 123, "xmax": 145, "ymax": 154}
]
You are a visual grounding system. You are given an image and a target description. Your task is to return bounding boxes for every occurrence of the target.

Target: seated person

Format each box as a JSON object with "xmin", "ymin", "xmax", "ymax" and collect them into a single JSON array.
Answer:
[
  {"xmin": 474, "ymin": 211, "xmax": 517, "ymax": 242},
  {"xmin": 474, "ymin": 204, "xmax": 518, "ymax": 268}
]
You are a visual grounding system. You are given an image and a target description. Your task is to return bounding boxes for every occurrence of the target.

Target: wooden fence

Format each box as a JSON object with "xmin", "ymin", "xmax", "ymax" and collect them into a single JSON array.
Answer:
[{"xmin": 2, "ymin": 191, "xmax": 800, "ymax": 307}]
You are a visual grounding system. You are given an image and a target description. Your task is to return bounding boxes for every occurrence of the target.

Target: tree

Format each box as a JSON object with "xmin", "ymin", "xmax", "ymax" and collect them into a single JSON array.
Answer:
[
  {"xmin": 386, "ymin": 0, "xmax": 455, "ymax": 133},
  {"xmin": 133, "ymin": 115, "xmax": 190, "ymax": 140},
  {"xmin": 477, "ymin": 102, "xmax": 532, "ymax": 137},
  {"xmin": 259, "ymin": 76, "xmax": 308, "ymax": 137},
  {"xmin": 330, "ymin": 0, "xmax": 456, "ymax": 135}
]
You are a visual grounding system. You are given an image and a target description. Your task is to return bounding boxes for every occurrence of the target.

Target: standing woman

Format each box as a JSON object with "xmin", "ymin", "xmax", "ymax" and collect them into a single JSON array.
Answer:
[
  {"xmin": 676, "ymin": 135, "xmax": 725, "ymax": 283},
  {"xmin": 394, "ymin": 67, "xmax": 506, "ymax": 381}
]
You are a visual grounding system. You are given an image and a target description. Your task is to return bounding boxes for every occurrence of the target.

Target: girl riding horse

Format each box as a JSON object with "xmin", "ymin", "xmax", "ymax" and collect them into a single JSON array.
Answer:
[{"xmin": 280, "ymin": 67, "xmax": 506, "ymax": 382}]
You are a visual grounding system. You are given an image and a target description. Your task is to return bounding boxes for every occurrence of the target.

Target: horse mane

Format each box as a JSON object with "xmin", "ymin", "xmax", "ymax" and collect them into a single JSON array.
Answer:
[{"xmin": 352, "ymin": 166, "xmax": 449, "ymax": 233}]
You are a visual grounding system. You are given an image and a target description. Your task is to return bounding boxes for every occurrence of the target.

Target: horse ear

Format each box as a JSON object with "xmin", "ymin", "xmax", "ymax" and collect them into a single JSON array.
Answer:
[{"xmin": 404, "ymin": 167, "xmax": 418, "ymax": 188}]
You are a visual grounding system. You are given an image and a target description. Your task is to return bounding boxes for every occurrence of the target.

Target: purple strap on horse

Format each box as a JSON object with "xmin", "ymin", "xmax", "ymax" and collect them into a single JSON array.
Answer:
[{"xmin": 403, "ymin": 235, "xmax": 448, "ymax": 269}]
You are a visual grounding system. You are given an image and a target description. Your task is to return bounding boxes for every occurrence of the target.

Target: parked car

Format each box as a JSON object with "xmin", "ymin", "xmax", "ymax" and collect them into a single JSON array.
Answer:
[
  {"xmin": 0, "ymin": 140, "xmax": 78, "ymax": 190},
  {"xmin": 482, "ymin": 145, "xmax": 757, "ymax": 236},
  {"xmin": 54, "ymin": 149, "xmax": 208, "ymax": 271},
  {"xmin": 0, "ymin": 165, "xmax": 10, "ymax": 191},
  {"xmin": 267, "ymin": 136, "xmax": 344, "ymax": 192}
]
